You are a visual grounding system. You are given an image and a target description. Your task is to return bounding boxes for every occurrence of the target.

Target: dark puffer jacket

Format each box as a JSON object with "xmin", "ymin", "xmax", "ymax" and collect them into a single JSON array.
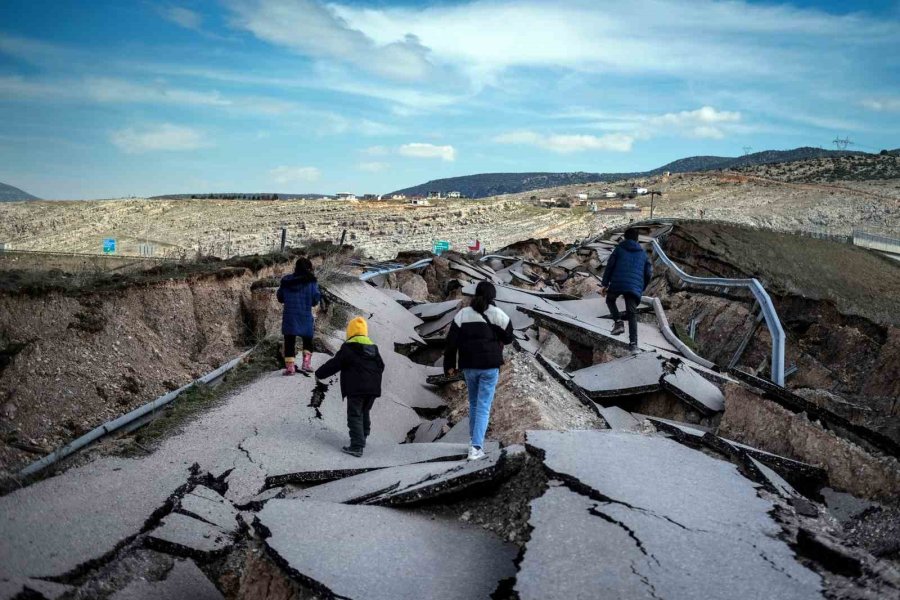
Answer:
[
  {"xmin": 276, "ymin": 273, "xmax": 321, "ymax": 337},
  {"xmin": 444, "ymin": 305, "xmax": 515, "ymax": 372},
  {"xmin": 315, "ymin": 336, "xmax": 385, "ymax": 398},
  {"xmin": 601, "ymin": 239, "xmax": 652, "ymax": 297}
]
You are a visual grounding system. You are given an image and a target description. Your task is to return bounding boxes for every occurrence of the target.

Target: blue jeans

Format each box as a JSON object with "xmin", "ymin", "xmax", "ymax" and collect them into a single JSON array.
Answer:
[{"xmin": 463, "ymin": 368, "xmax": 500, "ymax": 449}]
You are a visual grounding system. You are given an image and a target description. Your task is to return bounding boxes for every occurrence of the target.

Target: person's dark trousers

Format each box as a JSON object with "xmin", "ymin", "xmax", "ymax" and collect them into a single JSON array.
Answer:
[
  {"xmin": 284, "ymin": 335, "xmax": 313, "ymax": 358},
  {"xmin": 606, "ymin": 292, "xmax": 640, "ymax": 345},
  {"xmin": 346, "ymin": 395, "xmax": 376, "ymax": 451}
]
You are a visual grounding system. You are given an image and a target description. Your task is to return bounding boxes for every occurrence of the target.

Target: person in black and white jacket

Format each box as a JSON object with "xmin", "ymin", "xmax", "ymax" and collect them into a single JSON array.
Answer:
[{"xmin": 444, "ymin": 281, "xmax": 515, "ymax": 460}]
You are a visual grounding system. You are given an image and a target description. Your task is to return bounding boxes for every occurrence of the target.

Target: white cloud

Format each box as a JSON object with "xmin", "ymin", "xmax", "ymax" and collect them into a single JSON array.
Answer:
[
  {"xmin": 362, "ymin": 145, "xmax": 390, "ymax": 156},
  {"xmin": 110, "ymin": 123, "xmax": 209, "ymax": 153},
  {"xmin": 330, "ymin": 0, "xmax": 897, "ymax": 84},
  {"xmin": 647, "ymin": 106, "xmax": 741, "ymax": 139},
  {"xmin": 269, "ymin": 165, "xmax": 321, "ymax": 184},
  {"xmin": 358, "ymin": 161, "xmax": 389, "ymax": 173},
  {"xmin": 861, "ymin": 98, "xmax": 900, "ymax": 112},
  {"xmin": 160, "ymin": 6, "xmax": 203, "ymax": 30},
  {"xmin": 398, "ymin": 142, "xmax": 456, "ymax": 161},
  {"xmin": 84, "ymin": 77, "xmax": 231, "ymax": 107},
  {"xmin": 494, "ymin": 131, "xmax": 634, "ymax": 153},
  {"xmin": 228, "ymin": 0, "xmax": 433, "ymax": 81}
]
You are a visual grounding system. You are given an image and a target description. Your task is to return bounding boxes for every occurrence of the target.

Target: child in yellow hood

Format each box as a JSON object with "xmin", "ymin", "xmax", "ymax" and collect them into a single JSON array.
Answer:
[{"xmin": 315, "ymin": 317, "xmax": 385, "ymax": 457}]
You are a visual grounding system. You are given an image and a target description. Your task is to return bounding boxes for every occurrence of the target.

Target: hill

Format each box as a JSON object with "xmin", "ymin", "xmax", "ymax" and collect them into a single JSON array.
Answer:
[
  {"xmin": 0, "ymin": 182, "xmax": 40, "ymax": 202},
  {"xmin": 150, "ymin": 193, "xmax": 330, "ymax": 200},
  {"xmin": 390, "ymin": 147, "xmax": 865, "ymax": 198}
]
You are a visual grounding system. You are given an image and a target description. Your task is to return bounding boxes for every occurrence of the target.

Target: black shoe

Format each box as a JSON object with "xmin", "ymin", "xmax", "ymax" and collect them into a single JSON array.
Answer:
[
  {"xmin": 611, "ymin": 321, "xmax": 625, "ymax": 336},
  {"xmin": 342, "ymin": 446, "xmax": 363, "ymax": 457},
  {"xmin": 628, "ymin": 343, "xmax": 639, "ymax": 353}
]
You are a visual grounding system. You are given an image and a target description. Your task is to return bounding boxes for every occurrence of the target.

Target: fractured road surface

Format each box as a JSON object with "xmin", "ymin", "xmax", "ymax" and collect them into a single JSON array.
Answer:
[{"xmin": 519, "ymin": 430, "xmax": 823, "ymax": 599}]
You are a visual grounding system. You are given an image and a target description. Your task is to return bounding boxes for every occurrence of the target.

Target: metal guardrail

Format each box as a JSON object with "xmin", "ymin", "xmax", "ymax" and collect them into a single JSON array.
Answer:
[
  {"xmin": 650, "ymin": 239, "xmax": 786, "ymax": 386},
  {"xmin": 20, "ymin": 348, "xmax": 253, "ymax": 477},
  {"xmin": 853, "ymin": 230, "xmax": 900, "ymax": 255},
  {"xmin": 359, "ymin": 258, "xmax": 433, "ymax": 281},
  {"xmin": 0, "ymin": 248, "xmax": 172, "ymax": 261}
]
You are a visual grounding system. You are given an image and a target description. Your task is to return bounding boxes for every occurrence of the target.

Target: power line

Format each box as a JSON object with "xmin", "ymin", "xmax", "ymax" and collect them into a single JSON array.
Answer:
[{"xmin": 832, "ymin": 136, "xmax": 854, "ymax": 151}]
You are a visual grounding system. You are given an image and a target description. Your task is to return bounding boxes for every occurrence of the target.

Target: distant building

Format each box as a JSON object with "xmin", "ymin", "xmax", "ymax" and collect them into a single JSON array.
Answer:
[
  {"xmin": 361, "ymin": 194, "xmax": 379, "ymax": 201},
  {"xmin": 447, "ymin": 191, "xmax": 462, "ymax": 198},
  {"xmin": 391, "ymin": 194, "xmax": 406, "ymax": 200},
  {"xmin": 335, "ymin": 192, "xmax": 357, "ymax": 201},
  {"xmin": 632, "ymin": 187, "xmax": 648, "ymax": 195},
  {"xmin": 576, "ymin": 193, "xmax": 588, "ymax": 200},
  {"xmin": 602, "ymin": 191, "xmax": 617, "ymax": 198},
  {"xmin": 622, "ymin": 203, "xmax": 639, "ymax": 210},
  {"xmin": 409, "ymin": 198, "xmax": 430, "ymax": 206},
  {"xmin": 427, "ymin": 191, "xmax": 444, "ymax": 199}
]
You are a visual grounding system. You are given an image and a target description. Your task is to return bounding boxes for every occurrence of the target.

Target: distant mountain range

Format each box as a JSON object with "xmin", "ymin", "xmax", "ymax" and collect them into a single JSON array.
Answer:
[
  {"xmin": 388, "ymin": 147, "xmax": 867, "ymax": 199},
  {"xmin": 0, "ymin": 182, "xmax": 40, "ymax": 202}
]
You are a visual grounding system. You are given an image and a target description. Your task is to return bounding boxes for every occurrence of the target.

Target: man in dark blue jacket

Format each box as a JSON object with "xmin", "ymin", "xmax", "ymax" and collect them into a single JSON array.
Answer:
[{"xmin": 600, "ymin": 228, "xmax": 652, "ymax": 350}]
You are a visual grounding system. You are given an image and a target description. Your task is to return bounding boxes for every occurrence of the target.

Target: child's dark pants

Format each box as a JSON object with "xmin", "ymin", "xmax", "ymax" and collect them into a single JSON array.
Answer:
[
  {"xmin": 284, "ymin": 335, "xmax": 313, "ymax": 357},
  {"xmin": 606, "ymin": 292, "xmax": 640, "ymax": 345},
  {"xmin": 347, "ymin": 395, "xmax": 376, "ymax": 450}
]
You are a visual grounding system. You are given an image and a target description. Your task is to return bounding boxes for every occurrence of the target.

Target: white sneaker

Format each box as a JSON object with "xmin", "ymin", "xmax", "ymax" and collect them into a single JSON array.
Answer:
[{"xmin": 467, "ymin": 446, "xmax": 486, "ymax": 461}]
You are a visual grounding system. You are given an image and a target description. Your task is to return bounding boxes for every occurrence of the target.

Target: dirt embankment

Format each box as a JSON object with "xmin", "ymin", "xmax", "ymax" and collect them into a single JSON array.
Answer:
[
  {"xmin": 0, "ymin": 258, "xmax": 297, "ymax": 474},
  {"xmin": 655, "ymin": 222, "xmax": 900, "ymax": 442}
]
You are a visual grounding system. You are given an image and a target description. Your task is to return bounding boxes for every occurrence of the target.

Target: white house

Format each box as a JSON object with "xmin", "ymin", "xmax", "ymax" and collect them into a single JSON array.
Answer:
[
  {"xmin": 623, "ymin": 203, "xmax": 639, "ymax": 210},
  {"xmin": 576, "ymin": 193, "xmax": 588, "ymax": 200},
  {"xmin": 602, "ymin": 191, "xmax": 617, "ymax": 198},
  {"xmin": 447, "ymin": 191, "xmax": 462, "ymax": 198},
  {"xmin": 391, "ymin": 194, "xmax": 407, "ymax": 200},
  {"xmin": 632, "ymin": 187, "xmax": 648, "ymax": 195},
  {"xmin": 335, "ymin": 192, "xmax": 357, "ymax": 201},
  {"xmin": 409, "ymin": 198, "xmax": 430, "ymax": 206}
]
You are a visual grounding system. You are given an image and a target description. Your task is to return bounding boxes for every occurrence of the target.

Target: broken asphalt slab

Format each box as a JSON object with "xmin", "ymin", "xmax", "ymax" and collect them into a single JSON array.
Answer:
[
  {"xmin": 661, "ymin": 360, "xmax": 725, "ymax": 414},
  {"xmin": 177, "ymin": 486, "xmax": 239, "ymax": 533},
  {"xmin": 409, "ymin": 299, "xmax": 461, "ymax": 320},
  {"xmin": 520, "ymin": 430, "xmax": 823, "ymax": 599},
  {"xmin": 110, "ymin": 559, "xmax": 223, "ymax": 600},
  {"xmin": 411, "ymin": 418, "xmax": 448, "ymax": 443},
  {"xmin": 146, "ymin": 512, "xmax": 233, "ymax": 559},
  {"xmin": 570, "ymin": 352, "xmax": 664, "ymax": 398},
  {"xmin": 255, "ymin": 499, "xmax": 518, "ymax": 600},
  {"xmin": 292, "ymin": 446, "xmax": 514, "ymax": 506},
  {"xmin": 255, "ymin": 427, "xmax": 471, "ymax": 486},
  {"xmin": 597, "ymin": 405, "xmax": 641, "ymax": 431}
]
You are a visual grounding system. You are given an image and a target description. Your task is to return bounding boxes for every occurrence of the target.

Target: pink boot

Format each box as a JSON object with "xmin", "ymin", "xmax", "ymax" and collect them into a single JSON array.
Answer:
[
  {"xmin": 301, "ymin": 352, "xmax": 313, "ymax": 373},
  {"xmin": 283, "ymin": 358, "xmax": 296, "ymax": 376}
]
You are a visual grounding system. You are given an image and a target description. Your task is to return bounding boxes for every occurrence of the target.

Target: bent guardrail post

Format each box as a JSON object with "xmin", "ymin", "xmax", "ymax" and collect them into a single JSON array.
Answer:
[
  {"xmin": 650, "ymin": 239, "xmax": 786, "ymax": 386},
  {"xmin": 640, "ymin": 295, "xmax": 716, "ymax": 369}
]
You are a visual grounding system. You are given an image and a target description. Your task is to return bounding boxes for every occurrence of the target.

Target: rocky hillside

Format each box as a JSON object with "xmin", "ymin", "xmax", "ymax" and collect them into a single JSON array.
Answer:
[
  {"xmin": 0, "ymin": 182, "xmax": 40, "ymax": 202},
  {"xmin": 0, "ymin": 198, "xmax": 597, "ymax": 260},
  {"xmin": 734, "ymin": 153, "xmax": 900, "ymax": 183},
  {"xmin": 390, "ymin": 147, "xmax": 864, "ymax": 198}
]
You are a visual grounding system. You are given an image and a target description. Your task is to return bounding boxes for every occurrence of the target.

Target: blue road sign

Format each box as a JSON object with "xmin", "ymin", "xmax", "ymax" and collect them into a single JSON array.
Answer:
[
  {"xmin": 102, "ymin": 238, "xmax": 116, "ymax": 254},
  {"xmin": 432, "ymin": 240, "xmax": 451, "ymax": 255}
]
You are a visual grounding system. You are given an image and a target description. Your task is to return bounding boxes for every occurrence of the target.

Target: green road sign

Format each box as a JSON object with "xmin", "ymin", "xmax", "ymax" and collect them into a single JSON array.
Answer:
[{"xmin": 432, "ymin": 240, "xmax": 451, "ymax": 255}]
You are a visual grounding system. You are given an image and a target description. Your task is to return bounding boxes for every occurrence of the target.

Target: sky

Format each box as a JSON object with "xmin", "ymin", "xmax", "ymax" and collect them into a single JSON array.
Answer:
[{"xmin": 0, "ymin": 0, "xmax": 898, "ymax": 199}]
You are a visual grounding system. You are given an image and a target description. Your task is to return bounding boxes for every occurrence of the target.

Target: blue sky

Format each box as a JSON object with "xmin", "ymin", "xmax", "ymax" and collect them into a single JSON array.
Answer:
[{"xmin": 0, "ymin": 0, "xmax": 898, "ymax": 199}]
